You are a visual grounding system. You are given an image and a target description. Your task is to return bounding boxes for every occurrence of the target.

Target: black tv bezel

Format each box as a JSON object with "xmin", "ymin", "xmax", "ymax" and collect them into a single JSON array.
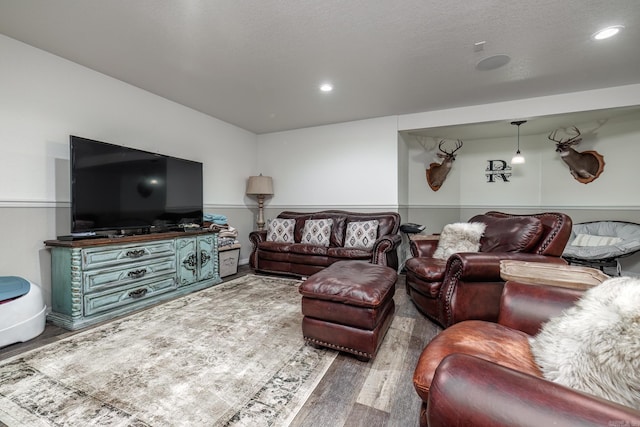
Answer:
[{"xmin": 70, "ymin": 135, "xmax": 204, "ymax": 235}]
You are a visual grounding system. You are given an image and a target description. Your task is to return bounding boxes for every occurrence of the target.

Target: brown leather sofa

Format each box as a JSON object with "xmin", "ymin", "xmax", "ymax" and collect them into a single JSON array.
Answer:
[
  {"xmin": 249, "ymin": 210, "xmax": 401, "ymax": 277},
  {"xmin": 413, "ymin": 265, "xmax": 640, "ymax": 427},
  {"xmin": 405, "ymin": 211, "xmax": 572, "ymax": 328}
]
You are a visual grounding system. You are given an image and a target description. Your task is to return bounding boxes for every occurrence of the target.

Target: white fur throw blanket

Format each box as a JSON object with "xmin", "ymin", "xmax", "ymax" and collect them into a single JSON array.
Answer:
[
  {"xmin": 433, "ymin": 222, "xmax": 486, "ymax": 260},
  {"xmin": 530, "ymin": 276, "xmax": 640, "ymax": 409}
]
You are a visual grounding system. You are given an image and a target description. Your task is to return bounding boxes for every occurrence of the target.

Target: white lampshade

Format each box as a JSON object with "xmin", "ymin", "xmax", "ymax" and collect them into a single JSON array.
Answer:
[
  {"xmin": 511, "ymin": 151, "xmax": 525, "ymax": 164},
  {"xmin": 246, "ymin": 175, "xmax": 274, "ymax": 196}
]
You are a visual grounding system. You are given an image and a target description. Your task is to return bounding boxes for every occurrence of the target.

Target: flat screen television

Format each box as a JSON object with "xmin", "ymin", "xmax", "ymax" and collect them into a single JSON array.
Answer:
[{"xmin": 70, "ymin": 135, "xmax": 203, "ymax": 234}]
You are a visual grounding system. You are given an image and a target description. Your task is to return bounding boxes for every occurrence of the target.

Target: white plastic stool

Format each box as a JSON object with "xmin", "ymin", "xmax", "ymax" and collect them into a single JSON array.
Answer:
[{"xmin": 0, "ymin": 276, "xmax": 46, "ymax": 348}]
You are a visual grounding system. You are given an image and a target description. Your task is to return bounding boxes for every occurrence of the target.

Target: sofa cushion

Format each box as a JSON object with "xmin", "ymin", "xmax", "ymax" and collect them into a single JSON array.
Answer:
[
  {"xmin": 571, "ymin": 233, "xmax": 623, "ymax": 247},
  {"xmin": 299, "ymin": 261, "xmax": 397, "ymax": 308},
  {"xmin": 471, "ymin": 215, "xmax": 544, "ymax": 253},
  {"xmin": 302, "ymin": 219, "xmax": 334, "ymax": 247},
  {"xmin": 345, "ymin": 220, "xmax": 379, "ymax": 249},
  {"xmin": 530, "ymin": 276, "xmax": 640, "ymax": 410},
  {"xmin": 258, "ymin": 241, "xmax": 330, "ymax": 256},
  {"xmin": 266, "ymin": 218, "xmax": 295, "ymax": 243},
  {"xmin": 287, "ymin": 243, "xmax": 330, "ymax": 256},
  {"xmin": 326, "ymin": 247, "xmax": 371, "ymax": 260},
  {"xmin": 433, "ymin": 222, "xmax": 486, "ymax": 260}
]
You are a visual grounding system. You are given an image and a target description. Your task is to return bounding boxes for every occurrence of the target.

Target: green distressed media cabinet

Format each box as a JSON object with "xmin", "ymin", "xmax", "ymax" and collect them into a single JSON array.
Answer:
[{"xmin": 45, "ymin": 231, "xmax": 220, "ymax": 330}]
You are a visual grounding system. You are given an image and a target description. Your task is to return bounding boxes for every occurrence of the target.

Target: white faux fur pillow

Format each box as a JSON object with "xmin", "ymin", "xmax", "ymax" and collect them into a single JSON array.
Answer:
[
  {"xmin": 530, "ymin": 276, "xmax": 640, "ymax": 409},
  {"xmin": 432, "ymin": 222, "xmax": 486, "ymax": 260}
]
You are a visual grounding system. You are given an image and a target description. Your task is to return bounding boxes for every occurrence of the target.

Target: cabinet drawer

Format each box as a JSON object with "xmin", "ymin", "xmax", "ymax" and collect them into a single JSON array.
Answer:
[
  {"xmin": 84, "ymin": 276, "xmax": 176, "ymax": 317},
  {"xmin": 82, "ymin": 241, "xmax": 176, "ymax": 269},
  {"xmin": 83, "ymin": 257, "xmax": 176, "ymax": 293}
]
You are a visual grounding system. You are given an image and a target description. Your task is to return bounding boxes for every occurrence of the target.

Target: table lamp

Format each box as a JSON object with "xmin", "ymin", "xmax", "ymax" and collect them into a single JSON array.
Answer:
[{"xmin": 246, "ymin": 174, "xmax": 274, "ymax": 230}]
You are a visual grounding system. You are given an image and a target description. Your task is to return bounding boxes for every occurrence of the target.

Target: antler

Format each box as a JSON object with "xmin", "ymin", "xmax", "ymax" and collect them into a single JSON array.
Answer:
[
  {"xmin": 548, "ymin": 126, "xmax": 582, "ymax": 144},
  {"xmin": 438, "ymin": 139, "xmax": 463, "ymax": 155}
]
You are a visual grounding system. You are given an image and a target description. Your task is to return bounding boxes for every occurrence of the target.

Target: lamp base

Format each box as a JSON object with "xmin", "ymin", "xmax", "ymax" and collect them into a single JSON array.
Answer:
[{"xmin": 256, "ymin": 195, "xmax": 266, "ymax": 231}]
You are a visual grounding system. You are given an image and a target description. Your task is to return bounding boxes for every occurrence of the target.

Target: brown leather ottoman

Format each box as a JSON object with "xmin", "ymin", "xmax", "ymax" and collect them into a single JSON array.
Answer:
[{"xmin": 299, "ymin": 260, "xmax": 397, "ymax": 360}]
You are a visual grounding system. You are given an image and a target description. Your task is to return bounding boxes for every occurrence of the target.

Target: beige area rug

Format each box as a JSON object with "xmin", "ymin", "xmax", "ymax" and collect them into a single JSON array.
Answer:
[{"xmin": 0, "ymin": 275, "xmax": 337, "ymax": 426}]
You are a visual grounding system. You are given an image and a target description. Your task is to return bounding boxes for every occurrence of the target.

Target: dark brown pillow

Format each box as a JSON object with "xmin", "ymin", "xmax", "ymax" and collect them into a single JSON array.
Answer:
[{"xmin": 470, "ymin": 215, "xmax": 544, "ymax": 253}]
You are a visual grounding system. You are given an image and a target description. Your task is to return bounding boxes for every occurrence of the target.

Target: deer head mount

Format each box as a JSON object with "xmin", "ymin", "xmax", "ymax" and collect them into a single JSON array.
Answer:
[
  {"xmin": 548, "ymin": 126, "xmax": 605, "ymax": 184},
  {"xmin": 426, "ymin": 139, "xmax": 463, "ymax": 191}
]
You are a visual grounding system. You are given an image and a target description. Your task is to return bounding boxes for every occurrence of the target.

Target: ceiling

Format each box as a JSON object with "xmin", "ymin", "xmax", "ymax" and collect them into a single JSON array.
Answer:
[{"xmin": 1, "ymin": 0, "xmax": 639, "ymax": 135}]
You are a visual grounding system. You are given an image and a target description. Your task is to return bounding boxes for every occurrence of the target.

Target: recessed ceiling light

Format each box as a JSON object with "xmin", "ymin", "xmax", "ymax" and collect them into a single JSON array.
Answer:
[
  {"xmin": 319, "ymin": 83, "xmax": 333, "ymax": 92},
  {"xmin": 592, "ymin": 25, "xmax": 624, "ymax": 40}
]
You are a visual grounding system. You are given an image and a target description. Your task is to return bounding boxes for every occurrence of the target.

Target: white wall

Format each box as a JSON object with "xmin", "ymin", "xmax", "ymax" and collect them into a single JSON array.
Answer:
[
  {"xmin": 0, "ymin": 35, "xmax": 257, "ymax": 205},
  {"xmin": 401, "ymin": 84, "xmax": 640, "ymax": 218},
  {"xmin": 404, "ymin": 110, "xmax": 640, "ymax": 209},
  {"xmin": 401, "ymin": 85, "xmax": 640, "ymax": 215},
  {"xmin": 256, "ymin": 116, "xmax": 399, "ymax": 210},
  {"xmin": 540, "ymin": 112, "xmax": 640, "ymax": 207},
  {"xmin": 459, "ymin": 135, "xmax": 542, "ymax": 207},
  {"xmin": 0, "ymin": 35, "xmax": 258, "ymax": 306},
  {"xmin": 405, "ymin": 136, "xmax": 461, "ymax": 207}
]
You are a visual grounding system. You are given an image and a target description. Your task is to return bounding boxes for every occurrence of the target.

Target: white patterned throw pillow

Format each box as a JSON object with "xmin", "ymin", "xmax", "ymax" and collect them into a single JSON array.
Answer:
[
  {"xmin": 302, "ymin": 219, "xmax": 333, "ymax": 247},
  {"xmin": 266, "ymin": 218, "xmax": 295, "ymax": 243},
  {"xmin": 345, "ymin": 220, "xmax": 379, "ymax": 249}
]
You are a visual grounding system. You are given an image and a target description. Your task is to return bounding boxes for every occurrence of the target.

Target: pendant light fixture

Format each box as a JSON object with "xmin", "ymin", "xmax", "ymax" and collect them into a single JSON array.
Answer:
[{"xmin": 511, "ymin": 120, "xmax": 526, "ymax": 164}]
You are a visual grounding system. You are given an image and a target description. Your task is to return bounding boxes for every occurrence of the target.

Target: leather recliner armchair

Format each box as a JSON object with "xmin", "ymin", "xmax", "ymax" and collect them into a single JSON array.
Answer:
[
  {"xmin": 405, "ymin": 211, "xmax": 572, "ymax": 328},
  {"xmin": 413, "ymin": 263, "xmax": 640, "ymax": 427}
]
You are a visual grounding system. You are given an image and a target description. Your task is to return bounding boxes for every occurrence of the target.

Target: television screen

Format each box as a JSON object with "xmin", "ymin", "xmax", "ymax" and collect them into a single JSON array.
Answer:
[{"xmin": 71, "ymin": 136, "xmax": 203, "ymax": 233}]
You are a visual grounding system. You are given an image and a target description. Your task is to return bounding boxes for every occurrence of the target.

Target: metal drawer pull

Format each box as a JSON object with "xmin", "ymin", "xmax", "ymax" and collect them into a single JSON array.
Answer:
[
  {"xmin": 127, "ymin": 269, "xmax": 147, "ymax": 279},
  {"xmin": 125, "ymin": 249, "xmax": 146, "ymax": 258},
  {"xmin": 200, "ymin": 251, "xmax": 211, "ymax": 266},
  {"xmin": 128, "ymin": 288, "xmax": 148, "ymax": 299},
  {"xmin": 183, "ymin": 253, "xmax": 197, "ymax": 270}
]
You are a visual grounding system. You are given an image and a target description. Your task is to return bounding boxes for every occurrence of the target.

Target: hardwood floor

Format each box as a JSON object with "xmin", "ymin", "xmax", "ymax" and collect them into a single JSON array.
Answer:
[
  {"xmin": 0, "ymin": 265, "xmax": 440, "ymax": 427},
  {"xmin": 289, "ymin": 272, "xmax": 440, "ymax": 427}
]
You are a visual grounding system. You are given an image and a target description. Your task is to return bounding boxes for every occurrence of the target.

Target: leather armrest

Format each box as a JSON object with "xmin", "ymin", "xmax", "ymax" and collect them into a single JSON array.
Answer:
[
  {"xmin": 498, "ymin": 281, "xmax": 584, "ymax": 335},
  {"xmin": 371, "ymin": 233, "xmax": 402, "ymax": 267},
  {"xmin": 374, "ymin": 233, "xmax": 402, "ymax": 249},
  {"xmin": 248, "ymin": 230, "xmax": 267, "ymax": 268},
  {"xmin": 427, "ymin": 354, "xmax": 640, "ymax": 427},
  {"xmin": 450, "ymin": 253, "xmax": 567, "ymax": 282},
  {"xmin": 248, "ymin": 230, "xmax": 267, "ymax": 245},
  {"xmin": 409, "ymin": 238, "xmax": 439, "ymax": 257}
]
